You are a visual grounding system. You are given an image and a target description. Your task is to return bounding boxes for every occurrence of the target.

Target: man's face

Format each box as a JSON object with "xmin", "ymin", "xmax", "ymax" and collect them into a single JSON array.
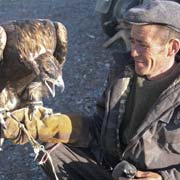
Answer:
[{"xmin": 130, "ymin": 25, "xmax": 171, "ymax": 79}]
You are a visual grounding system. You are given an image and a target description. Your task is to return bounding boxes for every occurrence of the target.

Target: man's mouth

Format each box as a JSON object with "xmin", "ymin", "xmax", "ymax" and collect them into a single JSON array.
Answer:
[{"xmin": 134, "ymin": 59, "xmax": 144, "ymax": 63}]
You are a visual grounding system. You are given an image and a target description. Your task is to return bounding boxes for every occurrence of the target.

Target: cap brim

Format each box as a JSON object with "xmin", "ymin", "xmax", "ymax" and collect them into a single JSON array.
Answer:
[{"xmin": 124, "ymin": 20, "xmax": 180, "ymax": 33}]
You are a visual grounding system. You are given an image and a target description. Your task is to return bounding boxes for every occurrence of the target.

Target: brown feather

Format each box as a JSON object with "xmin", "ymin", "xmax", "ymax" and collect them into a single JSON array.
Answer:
[{"xmin": 0, "ymin": 19, "xmax": 68, "ymax": 110}]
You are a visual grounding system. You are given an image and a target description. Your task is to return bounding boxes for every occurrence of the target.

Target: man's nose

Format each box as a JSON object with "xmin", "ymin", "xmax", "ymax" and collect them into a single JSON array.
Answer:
[{"xmin": 131, "ymin": 46, "xmax": 139, "ymax": 58}]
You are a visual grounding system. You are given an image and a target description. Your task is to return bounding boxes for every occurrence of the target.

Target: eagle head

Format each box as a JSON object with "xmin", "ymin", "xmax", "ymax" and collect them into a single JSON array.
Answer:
[{"xmin": 35, "ymin": 52, "xmax": 65, "ymax": 97}]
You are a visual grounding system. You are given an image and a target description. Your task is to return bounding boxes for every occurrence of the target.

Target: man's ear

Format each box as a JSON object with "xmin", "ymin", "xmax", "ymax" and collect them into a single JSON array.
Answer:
[{"xmin": 168, "ymin": 39, "xmax": 180, "ymax": 56}]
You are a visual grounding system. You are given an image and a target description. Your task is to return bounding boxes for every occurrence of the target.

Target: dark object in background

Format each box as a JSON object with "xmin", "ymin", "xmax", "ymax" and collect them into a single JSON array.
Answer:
[
  {"xmin": 112, "ymin": 160, "xmax": 137, "ymax": 179},
  {"xmin": 96, "ymin": 0, "xmax": 143, "ymax": 37}
]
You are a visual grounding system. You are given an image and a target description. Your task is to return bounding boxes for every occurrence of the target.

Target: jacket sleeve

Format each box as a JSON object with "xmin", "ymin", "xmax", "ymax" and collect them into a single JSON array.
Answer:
[
  {"xmin": 140, "ymin": 104, "xmax": 180, "ymax": 180},
  {"xmin": 89, "ymin": 64, "xmax": 114, "ymax": 145},
  {"xmin": 159, "ymin": 166, "xmax": 180, "ymax": 180},
  {"xmin": 2, "ymin": 106, "xmax": 91, "ymax": 147},
  {"xmin": 89, "ymin": 53, "xmax": 129, "ymax": 145},
  {"xmin": 158, "ymin": 105, "xmax": 180, "ymax": 180},
  {"xmin": 89, "ymin": 90, "xmax": 107, "ymax": 144}
]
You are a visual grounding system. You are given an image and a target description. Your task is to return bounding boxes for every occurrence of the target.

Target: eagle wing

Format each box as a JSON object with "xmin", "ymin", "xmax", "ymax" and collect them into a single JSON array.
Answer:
[
  {"xmin": 54, "ymin": 21, "xmax": 68, "ymax": 65},
  {"xmin": 0, "ymin": 19, "xmax": 67, "ymax": 110},
  {"xmin": 1, "ymin": 19, "xmax": 67, "ymax": 79}
]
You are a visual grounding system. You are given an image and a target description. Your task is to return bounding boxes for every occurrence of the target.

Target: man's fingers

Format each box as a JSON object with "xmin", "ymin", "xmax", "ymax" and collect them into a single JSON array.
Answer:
[
  {"xmin": 117, "ymin": 171, "xmax": 162, "ymax": 180},
  {"xmin": 136, "ymin": 170, "xmax": 150, "ymax": 177},
  {"xmin": 135, "ymin": 170, "xmax": 162, "ymax": 180}
]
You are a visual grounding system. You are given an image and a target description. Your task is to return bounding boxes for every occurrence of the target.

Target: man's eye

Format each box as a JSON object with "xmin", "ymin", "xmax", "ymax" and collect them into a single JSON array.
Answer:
[
  {"xmin": 130, "ymin": 39, "xmax": 135, "ymax": 44},
  {"xmin": 139, "ymin": 43, "xmax": 148, "ymax": 48}
]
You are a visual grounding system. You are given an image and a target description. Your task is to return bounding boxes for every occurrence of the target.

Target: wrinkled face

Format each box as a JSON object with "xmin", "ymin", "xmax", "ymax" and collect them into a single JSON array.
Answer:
[
  {"xmin": 130, "ymin": 25, "xmax": 172, "ymax": 79},
  {"xmin": 38, "ymin": 53, "xmax": 65, "ymax": 97}
]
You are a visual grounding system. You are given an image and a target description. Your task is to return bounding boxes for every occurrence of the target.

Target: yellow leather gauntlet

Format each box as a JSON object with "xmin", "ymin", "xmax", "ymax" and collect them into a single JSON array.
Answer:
[{"xmin": 2, "ymin": 106, "xmax": 91, "ymax": 147}]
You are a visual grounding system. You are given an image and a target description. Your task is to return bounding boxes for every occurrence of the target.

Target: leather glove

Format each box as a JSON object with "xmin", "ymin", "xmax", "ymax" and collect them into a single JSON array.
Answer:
[{"xmin": 2, "ymin": 106, "xmax": 91, "ymax": 147}]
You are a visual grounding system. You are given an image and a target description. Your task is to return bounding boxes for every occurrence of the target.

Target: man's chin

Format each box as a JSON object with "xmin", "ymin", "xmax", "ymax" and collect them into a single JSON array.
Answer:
[{"xmin": 135, "ymin": 68, "xmax": 146, "ymax": 76}]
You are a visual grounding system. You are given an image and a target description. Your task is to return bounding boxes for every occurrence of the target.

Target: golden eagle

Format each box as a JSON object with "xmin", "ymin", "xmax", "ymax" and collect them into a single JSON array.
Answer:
[{"xmin": 0, "ymin": 19, "xmax": 68, "ymax": 111}]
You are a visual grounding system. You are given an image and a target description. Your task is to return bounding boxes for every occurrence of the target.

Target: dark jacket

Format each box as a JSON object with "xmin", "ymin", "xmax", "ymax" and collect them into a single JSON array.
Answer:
[{"xmin": 90, "ymin": 52, "xmax": 180, "ymax": 180}]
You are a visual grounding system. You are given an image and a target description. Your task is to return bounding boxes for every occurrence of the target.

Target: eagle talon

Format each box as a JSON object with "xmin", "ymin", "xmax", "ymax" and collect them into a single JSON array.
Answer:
[
  {"xmin": 41, "ymin": 107, "xmax": 53, "ymax": 120},
  {"xmin": 28, "ymin": 101, "xmax": 43, "ymax": 121},
  {"xmin": 29, "ymin": 106, "xmax": 53, "ymax": 121},
  {"xmin": 30, "ymin": 107, "xmax": 38, "ymax": 121}
]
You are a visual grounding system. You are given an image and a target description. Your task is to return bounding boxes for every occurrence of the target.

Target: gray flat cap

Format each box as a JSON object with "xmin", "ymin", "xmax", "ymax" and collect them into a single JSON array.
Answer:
[{"xmin": 124, "ymin": 0, "xmax": 180, "ymax": 32}]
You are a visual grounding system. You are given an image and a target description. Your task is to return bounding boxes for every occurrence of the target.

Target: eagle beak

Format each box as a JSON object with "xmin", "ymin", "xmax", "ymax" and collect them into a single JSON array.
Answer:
[
  {"xmin": 56, "ymin": 76, "xmax": 65, "ymax": 93},
  {"xmin": 44, "ymin": 76, "xmax": 65, "ymax": 98}
]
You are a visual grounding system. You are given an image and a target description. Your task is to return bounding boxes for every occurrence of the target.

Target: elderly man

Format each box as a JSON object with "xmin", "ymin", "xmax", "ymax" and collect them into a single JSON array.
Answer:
[{"xmin": 2, "ymin": 0, "xmax": 180, "ymax": 180}]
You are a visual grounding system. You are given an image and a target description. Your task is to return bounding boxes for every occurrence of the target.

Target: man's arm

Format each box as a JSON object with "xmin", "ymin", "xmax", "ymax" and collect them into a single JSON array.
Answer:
[{"xmin": 158, "ymin": 166, "xmax": 180, "ymax": 180}]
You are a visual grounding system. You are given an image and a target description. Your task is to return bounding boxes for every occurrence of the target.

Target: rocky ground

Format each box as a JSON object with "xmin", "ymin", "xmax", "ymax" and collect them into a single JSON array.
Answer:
[{"xmin": 0, "ymin": 0, "xmax": 119, "ymax": 179}]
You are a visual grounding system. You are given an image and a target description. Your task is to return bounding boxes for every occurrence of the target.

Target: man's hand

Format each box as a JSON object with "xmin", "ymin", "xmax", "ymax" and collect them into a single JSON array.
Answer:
[
  {"xmin": 118, "ymin": 171, "xmax": 162, "ymax": 180},
  {"xmin": 135, "ymin": 171, "xmax": 162, "ymax": 180}
]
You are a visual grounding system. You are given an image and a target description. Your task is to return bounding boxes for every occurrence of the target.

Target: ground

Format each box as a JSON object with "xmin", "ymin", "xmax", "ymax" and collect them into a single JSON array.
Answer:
[{"xmin": 0, "ymin": 0, "xmax": 118, "ymax": 179}]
